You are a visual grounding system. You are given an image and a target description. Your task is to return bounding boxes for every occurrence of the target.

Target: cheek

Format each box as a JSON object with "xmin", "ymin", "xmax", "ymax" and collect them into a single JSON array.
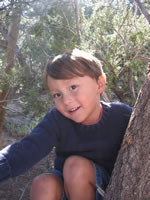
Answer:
[
  {"xmin": 88, "ymin": 94, "xmax": 100, "ymax": 109},
  {"xmin": 55, "ymin": 102, "xmax": 69, "ymax": 116},
  {"xmin": 81, "ymin": 87, "xmax": 97, "ymax": 99},
  {"xmin": 78, "ymin": 91, "xmax": 96, "ymax": 105},
  {"xmin": 55, "ymin": 101, "xmax": 63, "ymax": 111}
]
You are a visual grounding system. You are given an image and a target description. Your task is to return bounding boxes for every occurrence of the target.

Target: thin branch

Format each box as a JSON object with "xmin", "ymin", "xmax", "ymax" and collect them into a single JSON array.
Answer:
[
  {"xmin": 41, "ymin": 48, "xmax": 54, "ymax": 59},
  {"xmin": 0, "ymin": 97, "xmax": 24, "ymax": 103},
  {"xmin": 134, "ymin": 55, "xmax": 150, "ymax": 62},
  {"xmin": 112, "ymin": 8, "xmax": 129, "ymax": 65},
  {"xmin": 0, "ymin": 104, "xmax": 36, "ymax": 124},
  {"xmin": 134, "ymin": 0, "xmax": 150, "ymax": 25},
  {"xmin": 19, "ymin": 183, "xmax": 29, "ymax": 200},
  {"xmin": 62, "ymin": 11, "xmax": 76, "ymax": 35}
]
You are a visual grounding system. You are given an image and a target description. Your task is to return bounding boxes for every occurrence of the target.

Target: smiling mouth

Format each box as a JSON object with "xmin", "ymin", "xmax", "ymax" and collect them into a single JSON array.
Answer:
[{"xmin": 69, "ymin": 106, "xmax": 80, "ymax": 113}]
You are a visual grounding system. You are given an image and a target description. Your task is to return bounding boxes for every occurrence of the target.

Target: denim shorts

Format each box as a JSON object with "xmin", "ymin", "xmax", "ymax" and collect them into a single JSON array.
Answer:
[{"xmin": 51, "ymin": 162, "xmax": 110, "ymax": 200}]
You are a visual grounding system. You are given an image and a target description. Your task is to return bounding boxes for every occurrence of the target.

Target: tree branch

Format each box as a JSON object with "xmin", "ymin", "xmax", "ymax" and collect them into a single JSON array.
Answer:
[
  {"xmin": 134, "ymin": 55, "xmax": 150, "ymax": 62},
  {"xmin": 134, "ymin": 0, "xmax": 150, "ymax": 25}
]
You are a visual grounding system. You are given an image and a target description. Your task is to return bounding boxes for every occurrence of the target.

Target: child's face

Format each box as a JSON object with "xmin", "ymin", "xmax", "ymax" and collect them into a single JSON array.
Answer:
[{"xmin": 47, "ymin": 75, "xmax": 105, "ymax": 125}]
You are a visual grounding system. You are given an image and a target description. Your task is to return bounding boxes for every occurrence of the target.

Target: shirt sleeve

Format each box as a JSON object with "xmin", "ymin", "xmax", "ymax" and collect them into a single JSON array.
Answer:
[
  {"xmin": 121, "ymin": 103, "xmax": 132, "ymax": 129},
  {"xmin": 0, "ymin": 109, "xmax": 58, "ymax": 183}
]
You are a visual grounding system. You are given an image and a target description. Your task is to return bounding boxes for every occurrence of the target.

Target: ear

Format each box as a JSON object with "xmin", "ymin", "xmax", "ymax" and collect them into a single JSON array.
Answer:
[{"xmin": 97, "ymin": 75, "xmax": 106, "ymax": 94}]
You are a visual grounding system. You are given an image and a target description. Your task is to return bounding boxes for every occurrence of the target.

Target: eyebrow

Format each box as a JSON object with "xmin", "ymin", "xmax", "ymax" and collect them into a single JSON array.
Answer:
[{"xmin": 50, "ymin": 88, "xmax": 60, "ymax": 93}]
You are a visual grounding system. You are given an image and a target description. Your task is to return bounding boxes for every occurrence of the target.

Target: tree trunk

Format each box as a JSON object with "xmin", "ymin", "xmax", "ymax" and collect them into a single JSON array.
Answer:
[
  {"xmin": 0, "ymin": 9, "xmax": 21, "ymax": 135},
  {"xmin": 104, "ymin": 63, "xmax": 150, "ymax": 200},
  {"xmin": 73, "ymin": 0, "xmax": 81, "ymax": 46}
]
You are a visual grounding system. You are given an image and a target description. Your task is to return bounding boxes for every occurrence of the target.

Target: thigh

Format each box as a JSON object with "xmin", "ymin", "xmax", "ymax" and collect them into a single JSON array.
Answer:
[
  {"xmin": 51, "ymin": 161, "xmax": 110, "ymax": 200},
  {"xmin": 31, "ymin": 173, "xmax": 63, "ymax": 200},
  {"xmin": 51, "ymin": 169, "xmax": 67, "ymax": 200},
  {"xmin": 63, "ymin": 156, "xmax": 96, "ymax": 199}
]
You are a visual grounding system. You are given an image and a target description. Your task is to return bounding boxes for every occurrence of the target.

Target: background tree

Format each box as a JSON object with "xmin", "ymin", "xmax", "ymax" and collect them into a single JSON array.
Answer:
[
  {"xmin": 81, "ymin": 0, "xmax": 150, "ymax": 105},
  {"xmin": 104, "ymin": 0, "xmax": 150, "ymax": 198},
  {"xmin": 0, "ymin": 0, "xmax": 150, "ymax": 199},
  {"xmin": 134, "ymin": 0, "xmax": 150, "ymax": 24},
  {"xmin": 0, "ymin": 0, "xmax": 150, "ymax": 138},
  {"xmin": 0, "ymin": 1, "xmax": 22, "ymax": 135},
  {"xmin": 104, "ymin": 63, "xmax": 150, "ymax": 200},
  {"xmin": 0, "ymin": 0, "xmax": 78, "ymax": 137}
]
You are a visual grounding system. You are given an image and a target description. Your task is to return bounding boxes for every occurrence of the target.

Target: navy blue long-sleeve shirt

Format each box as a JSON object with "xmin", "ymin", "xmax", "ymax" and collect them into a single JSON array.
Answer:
[{"xmin": 0, "ymin": 101, "xmax": 132, "ymax": 183}]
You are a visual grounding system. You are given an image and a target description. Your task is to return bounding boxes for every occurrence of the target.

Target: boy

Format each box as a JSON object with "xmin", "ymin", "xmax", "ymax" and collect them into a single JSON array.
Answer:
[{"xmin": 0, "ymin": 49, "xmax": 132, "ymax": 200}]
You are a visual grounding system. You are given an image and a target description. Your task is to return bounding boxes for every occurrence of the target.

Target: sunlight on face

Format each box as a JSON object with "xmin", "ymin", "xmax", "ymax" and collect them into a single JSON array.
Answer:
[{"xmin": 47, "ymin": 75, "xmax": 105, "ymax": 125}]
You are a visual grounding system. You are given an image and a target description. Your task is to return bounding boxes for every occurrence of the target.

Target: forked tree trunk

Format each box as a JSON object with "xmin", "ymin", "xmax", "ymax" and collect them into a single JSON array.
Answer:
[
  {"xmin": 0, "ymin": 9, "xmax": 21, "ymax": 135},
  {"xmin": 104, "ymin": 63, "xmax": 150, "ymax": 200}
]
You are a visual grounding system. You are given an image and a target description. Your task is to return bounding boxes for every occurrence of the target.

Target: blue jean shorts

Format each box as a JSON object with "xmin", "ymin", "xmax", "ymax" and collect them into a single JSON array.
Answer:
[{"xmin": 51, "ymin": 162, "xmax": 110, "ymax": 200}]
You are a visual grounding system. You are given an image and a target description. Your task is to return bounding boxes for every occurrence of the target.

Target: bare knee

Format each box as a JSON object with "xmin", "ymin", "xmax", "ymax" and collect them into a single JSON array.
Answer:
[
  {"xmin": 31, "ymin": 173, "xmax": 62, "ymax": 200},
  {"xmin": 63, "ymin": 156, "xmax": 96, "ymax": 184},
  {"xmin": 63, "ymin": 156, "xmax": 96, "ymax": 199},
  {"xmin": 32, "ymin": 173, "xmax": 59, "ymax": 188}
]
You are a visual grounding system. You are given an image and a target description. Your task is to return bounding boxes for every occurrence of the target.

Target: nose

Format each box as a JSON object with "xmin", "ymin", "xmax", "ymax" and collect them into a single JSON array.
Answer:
[{"xmin": 62, "ymin": 93, "xmax": 73, "ymax": 106}]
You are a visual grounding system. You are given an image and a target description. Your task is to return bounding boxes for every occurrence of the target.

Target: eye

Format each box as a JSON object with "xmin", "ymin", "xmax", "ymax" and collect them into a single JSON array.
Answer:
[
  {"xmin": 53, "ymin": 93, "xmax": 61, "ymax": 99},
  {"xmin": 70, "ymin": 85, "xmax": 77, "ymax": 90}
]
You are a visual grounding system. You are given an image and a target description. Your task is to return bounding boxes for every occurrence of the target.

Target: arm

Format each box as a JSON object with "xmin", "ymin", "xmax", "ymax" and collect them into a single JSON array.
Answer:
[
  {"xmin": 121, "ymin": 103, "xmax": 132, "ymax": 129},
  {"xmin": 0, "ymin": 109, "xmax": 58, "ymax": 183}
]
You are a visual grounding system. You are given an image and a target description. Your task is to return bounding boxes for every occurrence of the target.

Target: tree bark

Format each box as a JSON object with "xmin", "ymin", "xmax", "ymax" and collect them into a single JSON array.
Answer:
[
  {"xmin": 104, "ymin": 63, "xmax": 150, "ymax": 200},
  {"xmin": 0, "ymin": 9, "xmax": 21, "ymax": 135}
]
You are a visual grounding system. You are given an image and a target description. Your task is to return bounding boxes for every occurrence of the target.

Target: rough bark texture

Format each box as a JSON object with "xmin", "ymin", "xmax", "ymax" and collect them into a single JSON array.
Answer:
[{"xmin": 104, "ymin": 63, "xmax": 150, "ymax": 200}]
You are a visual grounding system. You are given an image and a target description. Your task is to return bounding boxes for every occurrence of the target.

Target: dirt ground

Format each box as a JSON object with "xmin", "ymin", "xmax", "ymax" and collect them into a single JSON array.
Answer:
[{"xmin": 0, "ymin": 132, "xmax": 55, "ymax": 200}]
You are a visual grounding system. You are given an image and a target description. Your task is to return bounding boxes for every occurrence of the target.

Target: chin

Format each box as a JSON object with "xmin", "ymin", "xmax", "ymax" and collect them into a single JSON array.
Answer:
[{"xmin": 71, "ymin": 118, "xmax": 83, "ymax": 123}]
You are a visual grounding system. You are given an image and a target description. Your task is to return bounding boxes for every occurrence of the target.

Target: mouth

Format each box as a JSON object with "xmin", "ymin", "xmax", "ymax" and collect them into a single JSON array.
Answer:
[{"xmin": 69, "ymin": 106, "xmax": 80, "ymax": 113}]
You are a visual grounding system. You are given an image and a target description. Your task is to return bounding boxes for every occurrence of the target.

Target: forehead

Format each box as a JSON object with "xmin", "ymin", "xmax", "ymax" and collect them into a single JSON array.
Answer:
[
  {"xmin": 47, "ymin": 77, "xmax": 72, "ymax": 90},
  {"xmin": 47, "ymin": 75, "xmax": 96, "ymax": 92}
]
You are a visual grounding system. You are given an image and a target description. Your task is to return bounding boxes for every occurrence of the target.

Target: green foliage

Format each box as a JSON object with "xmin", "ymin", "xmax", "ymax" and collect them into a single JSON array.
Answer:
[
  {"xmin": 22, "ymin": 85, "xmax": 52, "ymax": 119},
  {"xmin": 13, "ymin": 66, "xmax": 53, "ymax": 119},
  {"xmin": 81, "ymin": 0, "xmax": 150, "ymax": 105},
  {"xmin": 0, "ymin": 65, "xmax": 23, "ymax": 92},
  {"xmin": 4, "ymin": 118, "xmax": 35, "ymax": 137},
  {"xmin": 1, "ymin": 0, "xmax": 150, "ymax": 135},
  {"xmin": 42, "ymin": 0, "xmax": 77, "ymax": 54}
]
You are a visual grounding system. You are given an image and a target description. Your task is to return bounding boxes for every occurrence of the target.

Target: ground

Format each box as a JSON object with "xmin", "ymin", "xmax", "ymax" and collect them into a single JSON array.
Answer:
[{"xmin": 0, "ymin": 131, "xmax": 55, "ymax": 200}]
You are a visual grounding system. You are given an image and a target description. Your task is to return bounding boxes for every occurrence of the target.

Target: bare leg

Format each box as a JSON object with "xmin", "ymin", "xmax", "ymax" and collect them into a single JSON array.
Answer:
[
  {"xmin": 63, "ymin": 156, "xmax": 96, "ymax": 200},
  {"xmin": 31, "ymin": 173, "xmax": 63, "ymax": 200}
]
